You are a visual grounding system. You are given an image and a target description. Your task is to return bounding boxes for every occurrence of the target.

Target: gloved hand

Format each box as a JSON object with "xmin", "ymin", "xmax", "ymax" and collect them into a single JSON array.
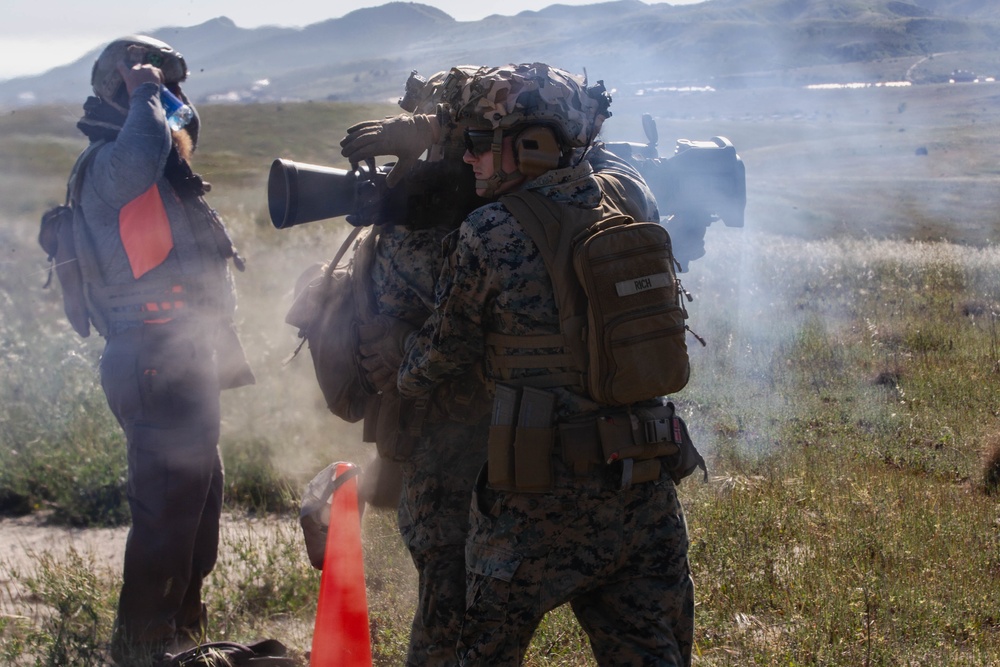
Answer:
[
  {"xmin": 356, "ymin": 315, "xmax": 416, "ymax": 393},
  {"xmin": 340, "ymin": 114, "xmax": 441, "ymax": 188}
]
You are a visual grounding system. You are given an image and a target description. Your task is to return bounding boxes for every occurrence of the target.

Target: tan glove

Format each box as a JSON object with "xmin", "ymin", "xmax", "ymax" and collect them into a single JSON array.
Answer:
[
  {"xmin": 340, "ymin": 114, "xmax": 441, "ymax": 188},
  {"xmin": 356, "ymin": 315, "xmax": 416, "ymax": 393}
]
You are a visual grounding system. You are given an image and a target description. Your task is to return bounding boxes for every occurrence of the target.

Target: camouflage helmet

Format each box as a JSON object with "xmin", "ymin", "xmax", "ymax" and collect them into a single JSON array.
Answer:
[
  {"xmin": 91, "ymin": 35, "xmax": 188, "ymax": 102},
  {"xmin": 451, "ymin": 63, "xmax": 611, "ymax": 147},
  {"xmin": 398, "ymin": 66, "xmax": 484, "ymax": 161},
  {"xmin": 398, "ymin": 65, "xmax": 482, "ymax": 116}
]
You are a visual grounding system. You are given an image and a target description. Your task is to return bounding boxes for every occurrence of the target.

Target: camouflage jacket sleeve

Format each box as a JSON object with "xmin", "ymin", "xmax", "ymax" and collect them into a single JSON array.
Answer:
[
  {"xmin": 397, "ymin": 190, "xmax": 563, "ymax": 398},
  {"xmin": 372, "ymin": 225, "xmax": 449, "ymax": 325}
]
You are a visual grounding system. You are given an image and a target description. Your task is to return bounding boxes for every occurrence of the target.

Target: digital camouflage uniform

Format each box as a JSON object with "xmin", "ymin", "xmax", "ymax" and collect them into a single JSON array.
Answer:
[
  {"xmin": 336, "ymin": 65, "xmax": 493, "ymax": 667},
  {"xmin": 372, "ymin": 224, "xmax": 489, "ymax": 667},
  {"xmin": 398, "ymin": 158, "xmax": 694, "ymax": 666}
]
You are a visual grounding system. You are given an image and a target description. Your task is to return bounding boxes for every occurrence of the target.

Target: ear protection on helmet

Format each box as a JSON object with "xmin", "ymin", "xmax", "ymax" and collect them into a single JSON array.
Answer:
[{"xmin": 514, "ymin": 125, "xmax": 561, "ymax": 177}]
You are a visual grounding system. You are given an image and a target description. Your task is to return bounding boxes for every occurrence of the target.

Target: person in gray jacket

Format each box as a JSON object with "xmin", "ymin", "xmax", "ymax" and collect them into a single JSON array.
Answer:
[{"xmin": 73, "ymin": 35, "xmax": 254, "ymax": 665}]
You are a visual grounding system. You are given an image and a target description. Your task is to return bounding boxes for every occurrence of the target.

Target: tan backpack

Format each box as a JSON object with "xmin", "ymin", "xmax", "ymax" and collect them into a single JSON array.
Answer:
[
  {"xmin": 496, "ymin": 184, "xmax": 692, "ymax": 405},
  {"xmin": 284, "ymin": 227, "xmax": 424, "ymax": 472},
  {"xmin": 285, "ymin": 226, "xmax": 378, "ymax": 424}
]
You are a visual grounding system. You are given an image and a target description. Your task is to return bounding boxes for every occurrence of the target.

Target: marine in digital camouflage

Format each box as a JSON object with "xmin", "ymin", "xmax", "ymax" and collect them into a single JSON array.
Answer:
[
  {"xmin": 397, "ymin": 63, "xmax": 694, "ymax": 667},
  {"xmin": 372, "ymin": 222, "xmax": 490, "ymax": 667},
  {"xmin": 398, "ymin": 160, "xmax": 603, "ymax": 418}
]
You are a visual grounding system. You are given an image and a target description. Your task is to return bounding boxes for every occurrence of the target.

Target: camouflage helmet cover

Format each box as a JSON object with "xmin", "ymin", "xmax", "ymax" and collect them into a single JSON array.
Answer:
[
  {"xmin": 399, "ymin": 65, "xmax": 482, "ymax": 115},
  {"xmin": 451, "ymin": 63, "xmax": 611, "ymax": 147},
  {"xmin": 91, "ymin": 35, "xmax": 188, "ymax": 101},
  {"xmin": 397, "ymin": 66, "xmax": 484, "ymax": 160}
]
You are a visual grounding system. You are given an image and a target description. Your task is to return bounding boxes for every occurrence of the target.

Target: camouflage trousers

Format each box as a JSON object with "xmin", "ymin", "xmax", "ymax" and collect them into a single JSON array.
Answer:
[
  {"xmin": 398, "ymin": 417, "xmax": 489, "ymax": 667},
  {"xmin": 459, "ymin": 459, "xmax": 694, "ymax": 667}
]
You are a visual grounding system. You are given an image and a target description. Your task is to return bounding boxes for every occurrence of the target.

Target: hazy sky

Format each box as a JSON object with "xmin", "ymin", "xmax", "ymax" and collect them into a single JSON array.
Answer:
[{"xmin": 1, "ymin": 0, "xmax": 704, "ymax": 81}]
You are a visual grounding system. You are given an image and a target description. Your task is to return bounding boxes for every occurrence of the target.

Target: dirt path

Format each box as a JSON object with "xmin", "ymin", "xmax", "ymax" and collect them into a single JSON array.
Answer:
[
  {"xmin": 0, "ymin": 513, "xmax": 301, "ymax": 618},
  {"xmin": 0, "ymin": 513, "xmax": 128, "ymax": 573},
  {"xmin": 0, "ymin": 513, "xmax": 128, "ymax": 618}
]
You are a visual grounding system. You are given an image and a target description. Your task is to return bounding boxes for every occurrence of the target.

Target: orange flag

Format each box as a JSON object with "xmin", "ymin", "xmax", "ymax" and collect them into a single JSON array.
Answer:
[
  {"xmin": 119, "ymin": 184, "xmax": 174, "ymax": 279},
  {"xmin": 310, "ymin": 462, "xmax": 372, "ymax": 666}
]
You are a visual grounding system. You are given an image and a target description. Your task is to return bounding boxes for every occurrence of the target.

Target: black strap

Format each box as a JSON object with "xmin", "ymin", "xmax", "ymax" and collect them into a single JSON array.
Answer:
[
  {"xmin": 167, "ymin": 639, "xmax": 301, "ymax": 666},
  {"xmin": 66, "ymin": 140, "xmax": 106, "ymax": 206}
]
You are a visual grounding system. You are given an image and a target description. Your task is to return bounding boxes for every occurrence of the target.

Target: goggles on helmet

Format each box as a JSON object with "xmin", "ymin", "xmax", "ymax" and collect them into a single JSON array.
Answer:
[{"xmin": 139, "ymin": 48, "xmax": 187, "ymax": 83}]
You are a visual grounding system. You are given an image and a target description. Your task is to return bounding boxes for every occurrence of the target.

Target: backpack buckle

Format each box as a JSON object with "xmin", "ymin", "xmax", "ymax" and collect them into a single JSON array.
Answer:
[{"xmin": 643, "ymin": 418, "xmax": 674, "ymax": 444}]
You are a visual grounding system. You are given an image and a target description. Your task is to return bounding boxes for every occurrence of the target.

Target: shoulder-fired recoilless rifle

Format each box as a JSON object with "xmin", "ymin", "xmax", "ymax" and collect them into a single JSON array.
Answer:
[
  {"xmin": 267, "ymin": 113, "xmax": 746, "ymax": 272},
  {"xmin": 602, "ymin": 113, "xmax": 746, "ymax": 271}
]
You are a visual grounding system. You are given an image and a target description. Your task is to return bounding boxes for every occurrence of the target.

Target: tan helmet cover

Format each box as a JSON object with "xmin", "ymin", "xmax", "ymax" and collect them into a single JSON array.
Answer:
[
  {"xmin": 451, "ymin": 63, "xmax": 611, "ymax": 147},
  {"xmin": 399, "ymin": 65, "xmax": 482, "ymax": 115},
  {"xmin": 397, "ymin": 65, "xmax": 484, "ymax": 159},
  {"xmin": 91, "ymin": 35, "xmax": 188, "ymax": 101}
]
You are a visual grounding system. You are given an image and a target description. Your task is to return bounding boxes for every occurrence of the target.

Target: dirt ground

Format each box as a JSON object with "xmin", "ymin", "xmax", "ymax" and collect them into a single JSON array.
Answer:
[
  {"xmin": 0, "ymin": 513, "xmax": 127, "ymax": 572},
  {"xmin": 0, "ymin": 513, "xmax": 128, "ymax": 616},
  {"xmin": 0, "ymin": 513, "xmax": 300, "ymax": 619}
]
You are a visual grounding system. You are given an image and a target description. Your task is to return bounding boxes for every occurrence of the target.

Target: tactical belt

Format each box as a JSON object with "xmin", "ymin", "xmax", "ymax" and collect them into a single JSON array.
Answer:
[
  {"xmin": 556, "ymin": 406, "xmax": 681, "ymax": 489},
  {"xmin": 488, "ymin": 388, "xmax": 681, "ymax": 492}
]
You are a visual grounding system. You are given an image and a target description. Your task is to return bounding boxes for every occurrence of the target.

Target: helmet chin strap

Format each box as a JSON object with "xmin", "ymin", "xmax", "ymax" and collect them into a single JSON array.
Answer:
[
  {"xmin": 101, "ymin": 81, "xmax": 131, "ymax": 116},
  {"xmin": 475, "ymin": 128, "xmax": 524, "ymax": 198}
]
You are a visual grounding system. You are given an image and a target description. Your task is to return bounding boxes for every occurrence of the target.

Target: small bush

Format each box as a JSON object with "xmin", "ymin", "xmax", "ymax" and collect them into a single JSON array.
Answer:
[{"xmin": 980, "ymin": 433, "xmax": 1000, "ymax": 495}]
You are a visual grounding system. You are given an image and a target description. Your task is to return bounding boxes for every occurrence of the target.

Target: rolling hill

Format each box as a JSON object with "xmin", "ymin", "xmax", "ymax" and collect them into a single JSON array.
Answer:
[{"xmin": 1, "ymin": 0, "xmax": 999, "ymax": 108}]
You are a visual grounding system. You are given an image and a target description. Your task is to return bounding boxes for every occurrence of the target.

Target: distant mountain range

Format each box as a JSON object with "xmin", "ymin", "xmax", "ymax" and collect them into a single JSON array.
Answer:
[{"xmin": 2, "ymin": 0, "xmax": 999, "ymax": 107}]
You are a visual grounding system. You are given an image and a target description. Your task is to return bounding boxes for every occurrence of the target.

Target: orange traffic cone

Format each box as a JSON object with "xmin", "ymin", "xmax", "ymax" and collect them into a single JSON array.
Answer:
[{"xmin": 310, "ymin": 462, "xmax": 372, "ymax": 666}]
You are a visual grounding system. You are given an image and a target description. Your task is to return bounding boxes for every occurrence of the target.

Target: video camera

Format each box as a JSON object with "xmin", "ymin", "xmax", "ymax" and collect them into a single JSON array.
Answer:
[{"xmin": 603, "ymin": 114, "xmax": 747, "ymax": 270}]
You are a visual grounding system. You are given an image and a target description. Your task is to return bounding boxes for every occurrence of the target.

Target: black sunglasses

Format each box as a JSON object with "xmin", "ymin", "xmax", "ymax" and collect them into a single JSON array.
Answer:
[{"xmin": 463, "ymin": 129, "xmax": 497, "ymax": 157}]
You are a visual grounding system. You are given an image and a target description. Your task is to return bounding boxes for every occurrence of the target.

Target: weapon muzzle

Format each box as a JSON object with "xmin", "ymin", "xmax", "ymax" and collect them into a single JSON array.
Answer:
[{"xmin": 268, "ymin": 159, "xmax": 361, "ymax": 229}]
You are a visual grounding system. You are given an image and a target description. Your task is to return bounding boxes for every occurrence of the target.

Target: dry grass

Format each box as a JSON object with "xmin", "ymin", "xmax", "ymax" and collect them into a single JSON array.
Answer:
[{"xmin": 4, "ymin": 81, "xmax": 1000, "ymax": 663}]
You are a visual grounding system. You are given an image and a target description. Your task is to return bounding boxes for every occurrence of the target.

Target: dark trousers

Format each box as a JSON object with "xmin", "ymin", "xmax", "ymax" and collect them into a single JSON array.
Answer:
[{"xmin": 100, "ymin": 321, "xmax": 223, "ymax": 648}]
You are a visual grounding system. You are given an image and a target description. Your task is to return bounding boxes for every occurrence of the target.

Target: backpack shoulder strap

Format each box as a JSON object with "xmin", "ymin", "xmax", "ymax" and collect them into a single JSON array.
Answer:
[
  {"xmin": 351, "ymin": 227, "xmax": 380, "ymax": 321},
  {"xmin": 499, "ymin": 191, "xmax": 564, "ymax": 271},
  {"xmin": 499, "ymin": 190, "xmax": 594, "ymax": 314},
  {"xmin": 315, "ymin": 225, "xmax": 364, "ymax": 292},
  {"xmin": 491, "ymin": 191, "xmax": 598, "ymax": 389},
  {"xmin": 66, "ymin": 140, "xmax": 106, "ymax": 206}
]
